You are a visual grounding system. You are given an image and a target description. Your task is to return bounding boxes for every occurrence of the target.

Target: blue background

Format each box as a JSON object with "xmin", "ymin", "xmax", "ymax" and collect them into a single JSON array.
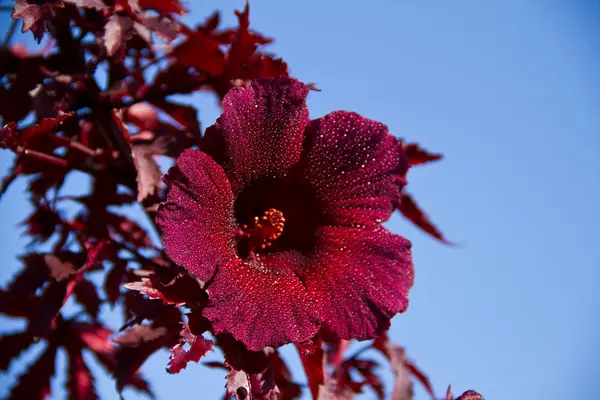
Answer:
[{"xmin": 1, "ymin": 1, "xmax": 599, "ymax": 399}]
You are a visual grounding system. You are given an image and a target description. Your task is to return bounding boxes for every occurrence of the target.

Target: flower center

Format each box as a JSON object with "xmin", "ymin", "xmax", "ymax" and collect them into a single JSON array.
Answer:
[{"xmin": 238, "ymin": 208, "xmax": 285, "ymax": 253}]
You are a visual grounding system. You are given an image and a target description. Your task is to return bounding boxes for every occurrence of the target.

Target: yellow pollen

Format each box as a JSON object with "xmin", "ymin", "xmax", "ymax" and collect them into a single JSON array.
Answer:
[{"xmin": 240, "ymin": 208, "xmax": 285, "ymax": 252}]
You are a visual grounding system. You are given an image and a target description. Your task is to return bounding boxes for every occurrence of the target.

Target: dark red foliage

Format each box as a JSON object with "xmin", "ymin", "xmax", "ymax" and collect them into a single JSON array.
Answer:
[
  {"xmin": 167, "ymin": 324, "xmax": 213, "ymax": 374},
  {"xmin": 396, "ymin": 192, "xmax": 450, "ymax": 243},
  {"xmin": 220, "ymin": 335, "xmax": 280, "ymax": 400},
  {"xmin": 11, "ymin": 0, "xmax": 64, "ymax": 43},
  {"xmin": 0, "ymin": 1, "xmax": 481, "ymax": 399},
  {"xmin": 403, "ymin": 142, "xmax": 443, "ymax": 166},
  {"xmin": 447, "ymin": 386, "xmax": 485, "ymax": 400}
]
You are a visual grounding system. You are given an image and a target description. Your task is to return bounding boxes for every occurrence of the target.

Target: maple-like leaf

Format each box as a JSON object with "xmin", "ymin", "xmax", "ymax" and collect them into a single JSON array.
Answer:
[
  {"xmin": 336, "ymin": 358, "xmax": 385, "ymax": 400},
  {"xmin": 167, "ymin": 324, "xmax": 213, "ymax": 373},
  {"xmin": 124, "ymin": 270, "xmax": 205, "ymax": 306},
  {"xmin": 267, "ymin": 350, "xmax": 302, "ymax": 400},
  {"xmin": 26, "ymin": 246, "xmax": 105, "ymax": 335},
  {"xmin": 70, "ymin": 321, "xmax": 153, "ymax": 397},
  {"xmin": 11, "ymin": 0, "xmax": 64, "ymax": 42},
  {"xmin": 6, "ymin": 253, "xmax": 55, "ymax": 296},
  {"xmin": 113, "ymin": 321, "xmax": 179, "ymax": 394},
  {"xmin": 66, "ymin": 346, "xmax": 99, "ymax": 400},
  {"xmin": 387, "ymin": 347, "xmax": 413, "ymax": 400},
  {"xmin": 373, "ymin": 335, "xmax": 436, "ymax": 400},
  {"xmin": 73, "ymin": 278, "xmax": 102, "ymax": 319},
  {"xmin": 217, "ymin": 334, "xmax": 280, "ymax": 400},
  {"xmin": 131, "ymin": 143, "xmax": 163, "ymax": 203},
  {"xmin": 103, "ymin": 14, "xmax": 134, "ymax": 56},
  {"xmin": 104, "ymin": 260, "xmax": 128, "ymax": 305},
  {"xmin": 8, "ymin": 343, "xmax": 58, "ymax": 399},
  {"xmin": 107, "ymin": 213, "xmax": 153, "ymax": 248},
  {"xmin": 226, "ymin": 368, "xmax": 279, "ymax": 400},
  {"xmin": 22, "ymin": 204, "xmax": 62, "ymax": 244},
  {"xmin": 125, "ymin": 277, "xmax": 176, "ymax": 304},
  {"xmin": 0, "ymin": 332, "xmax": 34, "ymax": 371},
  {"xmin": 20, "ymin": 112, "xmax": 75, "ymax": 139},
  {"xmin": 209, "ymin": 3, "xmax": 288, "ymax": 97},
  {"xmin": 44, "ymin": 253, "xmax": 77, "ymax": 281},
  {"xmin": 170, "ymin": 31, "xmax": 226, "ymax": 75},
  {"xmin": 151, "ymin": 100, "xmax": 202, "ymax": 139}
]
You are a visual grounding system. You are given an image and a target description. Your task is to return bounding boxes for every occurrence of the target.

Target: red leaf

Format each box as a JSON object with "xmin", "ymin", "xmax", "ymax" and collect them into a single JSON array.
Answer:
[
  {"xmin": 125, "ymin": 277, "xmax": 178, "ymax": 305},
  {"xmin": 0, "ymin": 290, "xmax": 40, "ymax": 318},
  {"xmin": 0, "ymin": 332, "xmax": 34, "ymax": 371},
  {"xmin": 152, "ymin": 100, "xmax": 202, "ymax": 138},
  {"xmin": 206, "ymin": 3, "xmax": 288, "ymax": 97},
  {"xmin": 0, "ymin": 162, "xmax": 22, "ymax": 198},
  {"xmin": 131, "ymin": 143, "xmax": 163, "ymax": 203},
  {"xmin": 337, "ymin": 359, "xmax": 384, "ymax": 400},
  {"xmin": 10, "ymin": 0, "xmax": 64, "ymax": 43},
  {"xmin": 396, "ymin": 192, "xmax": 449, "ymax": 243},
  {"xmin": 113, "ymin": 324, "xmax": 168, "ymax": 347},
  {"xmin": 104, "ymin": 260, "xmax": 128, "ymax": 305},
  {"xmin": 456, "ymin": 390, "xmax": 485, "ymax": 400},
  {"xmin": 22, "ymin": 205, "xmax": 62, "ymax": 243},
  {"xmin": 103, "ymin": 14, "xmax": 134, "ymax": 56},
  {"xmin": 404, "ymin": 360, "xmax": 435, "ymax": 400},
  {"xmin": 6, "ymin": 253, "xmax": 52, "ymax": 296},
  {"xmin": 126, "ymin": 103, "xmax": 159, "ymax": 130},
  {"xmin": 267, "ymin": 350, "xmax": 302, "ymax": 400},
  {"xmin": 113, "ymin": 323, "xmax": 179, "ymax": 394},
  {"xmin": 21, "ymin": 113, "xmax": 75, "ymax": 139},
  {"xmin": 73, "ymin": 322, "xmax": 154, "ymax": 397},
  {"xmin": 108, "ymin": 213, "xmax": 153, "ymax": 248},
  {"xmin": 170, "ymin": 31, "xmax": 226, "ymax": 75},
  {"xmin": 403, "ymin": 143, "xmax": 443, "ymax": 166},
  {"xmin": 44, "ymin": 253, "xmax": 77, "ymax": 281},
  {"xmin": 124, "ymin": 271, "xmax": 205, "ymax": 306},
  {"xmin": 167, "ymin": 324, "xmax": 213, "ymax": 374},
  {"xmin": 74, "ymin": 278, "xmax": 102, "ymax": 320},
  {"xmin": 149, "ymin": 63, "xmax": 204, "ymax": 96},
  {"xmin": 296, "ymin": 336, "xmax": 326, "ymax": 400},
  {"xmin": 28, "ymin": 281, "xmax": 70, "ymax": 336},
  {"xmin": 138, "ymin": 0, "xmax": 187, "ymax": 15},
  {"xmin": 66, "ymin": 346, "xmax": 99, "ymax": 400},
  {"xmin": 373, "ymin": 335, "xmax": 435, "ymax": 400},
  {"xmin": 29, "ymin": 248, "xmax": 105, "ymax": 335},
  {"xmin": 217, "ymin": 334, "xmax": 279, "ymax": 399},
  {"xmin": 446, "ymin": 385, "xmax": 454, "ymax": 400},
  {"xmin": 137, "ymin": 14, "xmax": 179, "ymax": 43},
  {"xmin": 8, "ymin": 343, "xmax": 57, "ymax": 399},
  {"xmin": 74, "ymin": 322, "xmax": 114, "ymax": 359},
  {"xmin": 226, "ymin": 367, "xmax": 279, "ymax": 400},
  {"xmin": 389, "ymin": 349, "xmax": 412, "ymax": 400}
]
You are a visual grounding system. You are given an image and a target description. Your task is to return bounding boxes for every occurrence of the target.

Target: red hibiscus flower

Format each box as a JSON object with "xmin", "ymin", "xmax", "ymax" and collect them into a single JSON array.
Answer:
[{"xmin": 156, "ymin": 77, "xmax": 414, "ymax": 351}]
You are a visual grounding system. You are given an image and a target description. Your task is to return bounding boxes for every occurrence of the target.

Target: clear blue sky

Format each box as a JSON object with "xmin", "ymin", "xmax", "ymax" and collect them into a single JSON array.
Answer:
[{"xmin": 1, "ymin": 1, "xmax": 598, "ymax": 399}]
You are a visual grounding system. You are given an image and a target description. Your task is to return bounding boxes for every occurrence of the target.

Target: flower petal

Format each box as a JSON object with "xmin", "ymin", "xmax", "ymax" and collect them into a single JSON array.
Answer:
[
  {"xmin": 156, "ymin": 149, "xmax": 237, "ymax": 282},
  {"xmin": 202, "ymin": 77, "xmax": 310, "ymax": 193},
  {"xmin": 302, "ymin": 227, "xmax": 413, "ymax": 340},
  {"xmin": 300, "ymin": 111, "xmax": 408, "ymax": 227},
  {"xmin": 204, "ymin": 255, "xmax": 320, "ymax": 351}
]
